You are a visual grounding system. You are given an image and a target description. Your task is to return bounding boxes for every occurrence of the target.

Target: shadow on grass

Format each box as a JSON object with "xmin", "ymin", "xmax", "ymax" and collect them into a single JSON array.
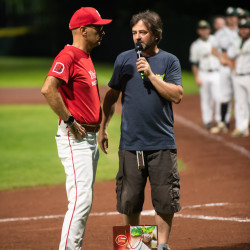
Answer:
[{"xmin": 193, "ymin": 243, "xmax": 250, "ymax": 249}]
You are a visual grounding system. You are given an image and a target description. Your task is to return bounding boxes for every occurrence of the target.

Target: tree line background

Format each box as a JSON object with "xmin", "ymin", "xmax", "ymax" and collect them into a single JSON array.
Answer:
[{"xmin": 0, "ymin": 0, "xmax": 249, "ymax": 69}]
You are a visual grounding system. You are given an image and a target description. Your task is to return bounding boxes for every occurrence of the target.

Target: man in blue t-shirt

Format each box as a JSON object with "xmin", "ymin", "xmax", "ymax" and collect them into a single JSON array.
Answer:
[{"xmin": 99, "ymin": 10, "xmax": 183, "ymax": 250}]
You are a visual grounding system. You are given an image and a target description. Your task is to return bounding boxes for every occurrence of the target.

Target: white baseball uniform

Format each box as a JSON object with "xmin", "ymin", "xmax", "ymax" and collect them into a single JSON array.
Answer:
[
  {"xmin": 229, "ymin": 38, "xmax": 250, "ymax": 132},
  {"xmin": 190, "ymin": 35, "xmax": 221, "ymax": 125},
  {"xmin": 214, "ymin": 26, "xmax": 241, "ymax": 123}
]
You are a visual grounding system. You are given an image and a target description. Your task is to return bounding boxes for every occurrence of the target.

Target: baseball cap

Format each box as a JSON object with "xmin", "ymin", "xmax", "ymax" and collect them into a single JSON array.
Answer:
[
  {"xmin": 239, "ymin": 18, "xmax": 250, "ymax": 28},
  {"xmin": 225, "ymin": 7, "xmax": 238, "ymax": 16},
  {"xmin": 197, "ymin": 20, "xmax": 211, "ymax": 29},
  {"xmin": 69, "ymin": 7, "xmax": 112, "ymax": 30},
  {"xmin": 237, "ymin": 8, "xmax": 250, "ymax": 18}
]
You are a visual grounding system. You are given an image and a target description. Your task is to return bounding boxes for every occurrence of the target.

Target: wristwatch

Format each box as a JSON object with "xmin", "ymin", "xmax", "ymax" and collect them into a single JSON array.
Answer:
[{"xmin": 64, "ymin": 115, "xmax": 75, "ymax": 126}]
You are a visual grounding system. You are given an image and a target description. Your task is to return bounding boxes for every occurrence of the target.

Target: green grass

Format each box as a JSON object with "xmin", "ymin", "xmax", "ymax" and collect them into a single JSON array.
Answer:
[
  {"xmin": 0, "ymin": 105, "xmax": 120, "ymax": 190},
  {"xmin": 0, "ymin": 105, "xmax": 186, "ymax": 190},
  {"xmin": 0, "ymin": 56, "xmax": 198, "ymax": 94},
  {"xmin": 182, "ymin": 71, "xmax": 199, "ymax": 95}
]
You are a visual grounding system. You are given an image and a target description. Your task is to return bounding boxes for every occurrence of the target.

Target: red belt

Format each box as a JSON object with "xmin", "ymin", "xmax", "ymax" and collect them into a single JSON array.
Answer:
[{"xmin": 81, "ymin": 124, "xmax": 100, "ymax": 133}]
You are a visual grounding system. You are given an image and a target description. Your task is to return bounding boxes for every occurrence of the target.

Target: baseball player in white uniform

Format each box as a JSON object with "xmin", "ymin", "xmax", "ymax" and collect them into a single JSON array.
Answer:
[
  {"xmin": 229, "ymin": 19, "xmax": 250, "ymax": 137},
  {"xmin": 190, "ymin": 20, "xmax": 221, "ymax": 129},
  {"xmin": 210, "ymin": 7, "xmax": 241, "ymax": 134}
]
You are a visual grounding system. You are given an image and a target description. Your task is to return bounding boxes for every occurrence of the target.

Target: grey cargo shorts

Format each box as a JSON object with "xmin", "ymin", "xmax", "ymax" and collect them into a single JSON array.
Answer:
[{"xmin": 116, "ymin": 149, "xmax": 181, "ymax": 215}]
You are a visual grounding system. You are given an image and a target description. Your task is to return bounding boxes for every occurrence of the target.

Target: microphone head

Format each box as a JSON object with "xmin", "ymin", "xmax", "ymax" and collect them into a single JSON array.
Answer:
[{"xmin": 135, "ymin": 41, "xmax": 143, "ymax": 52}]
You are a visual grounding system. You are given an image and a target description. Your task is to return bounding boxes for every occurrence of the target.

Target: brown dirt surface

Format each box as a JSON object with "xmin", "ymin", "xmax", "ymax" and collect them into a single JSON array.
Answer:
[{"xmin": 0, "ymin": 87, "xmax": 249, "ymax": 250}]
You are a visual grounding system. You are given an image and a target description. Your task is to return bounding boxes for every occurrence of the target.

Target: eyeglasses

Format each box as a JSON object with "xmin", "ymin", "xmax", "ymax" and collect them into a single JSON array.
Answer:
[{"xmin": 84, "ymin": 25, "xmax": 104, "ymax": 33}]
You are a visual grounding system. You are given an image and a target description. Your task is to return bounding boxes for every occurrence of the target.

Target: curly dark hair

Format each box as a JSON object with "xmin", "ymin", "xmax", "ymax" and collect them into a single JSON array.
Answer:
[{"xmin": 130, "ymin": 10, "xmax": 163, "ymax": 43}]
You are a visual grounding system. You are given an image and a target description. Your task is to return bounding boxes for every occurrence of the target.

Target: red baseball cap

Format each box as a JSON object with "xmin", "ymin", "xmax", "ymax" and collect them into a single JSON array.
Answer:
[{"xmin": 69, "ymin": 7, "xmax": 112, "ymax": 30}]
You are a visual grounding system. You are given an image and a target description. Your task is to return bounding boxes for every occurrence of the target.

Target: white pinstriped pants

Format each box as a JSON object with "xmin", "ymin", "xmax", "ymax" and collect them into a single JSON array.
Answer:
[
  {"xmin": 233, "ymin": 75, "xmax": 250, "ymax": 132},
  {"xmin": 56, "ymin": 122, "xmax": 99, "ymax": 250},
  {"xmin": 198, "ymin": 70, "xmax": 221, "ymax": 124}
]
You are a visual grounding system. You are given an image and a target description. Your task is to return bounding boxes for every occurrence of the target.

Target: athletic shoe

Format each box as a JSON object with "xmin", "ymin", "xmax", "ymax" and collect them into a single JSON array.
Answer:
[
  {"xmin": 210, "ymin": 122, "xmax": 228, "ymax": 134},
  {"xmin": 157, "ymin": 246, "xmax": 171, "ymax": 250},
  {"xmin": 231, "ymin": 129, "xmax": 249, "ymax": 137}
]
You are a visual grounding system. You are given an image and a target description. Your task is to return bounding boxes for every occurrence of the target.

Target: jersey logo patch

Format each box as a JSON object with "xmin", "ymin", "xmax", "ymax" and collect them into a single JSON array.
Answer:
[
  {"xmin": 52, "ymin": 62, "xmax": 65, "ymax": 74},
  {"xmin": 89, "ymin": 70, "xmax": 96, "ymax": 79},
  {"xmin": 156, "ymin": 73, "xmax": 165, "ymax": 80}
]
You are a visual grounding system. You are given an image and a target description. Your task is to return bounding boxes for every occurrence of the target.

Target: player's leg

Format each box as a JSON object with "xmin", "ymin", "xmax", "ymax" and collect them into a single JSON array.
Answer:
[
  {"xmin": 220, "ymin": 70, "xmax": 231, "ymax": 125},
  {"xmin": 147, "ymin": 149, "xmax": 181, "ymax": 248},
  {"xmin": 56, "ymin": 123, "xmax": 99, "ymax": 250},
  {"xmin": 211, "ymin": 66, "xmax": 231, "ymax": 133},
  {"xmin": 116, "ymin": 150, "xmax": 147, "ymax": 224},
  {"xmin": 199, "ymin": 72, "xmax": 213, "ymax": 129},
  {"xmin": 225, "ymin": 72, "xmax": 234, "ymax": 126},
  {"xmin": 211, "ymin": 71, "xmax": 221, "ymax": 124},
  {"xmin": 232, "ymin": 76, "xmax": 250, "ymax": 137}
]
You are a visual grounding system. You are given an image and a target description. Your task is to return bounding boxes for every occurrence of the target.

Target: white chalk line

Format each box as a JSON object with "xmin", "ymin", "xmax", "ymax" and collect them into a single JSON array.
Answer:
[
  {"xmin": 1, "ymin": 202, "xmax": 250, "ymax": 223},
  {"xmin": 174, "ymin": 114, "xmax": 250, "ymax": 159},
  {"xmin": 181, "ymin": 202, "xmax": 229, "ymax": 209},
  {"xmin": 175, "ymin": 214, "xmax": 250, "ymax": 223}
]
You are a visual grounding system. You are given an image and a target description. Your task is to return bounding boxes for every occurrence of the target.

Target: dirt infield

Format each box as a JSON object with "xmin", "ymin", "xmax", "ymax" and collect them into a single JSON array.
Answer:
[{"xmin": 0, "ymin": 87, "xmax": 249, "ymax": 249}]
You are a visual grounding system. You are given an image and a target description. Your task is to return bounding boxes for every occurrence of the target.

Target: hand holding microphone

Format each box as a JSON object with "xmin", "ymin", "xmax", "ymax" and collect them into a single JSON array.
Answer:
[
  {"xmin": 135, "ymin": 42, "xmax": 144, "ymax": 79},
  {"xmin": 135, "ymin": 41, "xmax": 152, "ymax": 79}
]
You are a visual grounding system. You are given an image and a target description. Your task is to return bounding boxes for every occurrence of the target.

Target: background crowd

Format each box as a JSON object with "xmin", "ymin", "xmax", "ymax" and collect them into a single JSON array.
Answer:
[{"xmin": 189, "ymin": 7, "xmax": 250, "ymax": 137}]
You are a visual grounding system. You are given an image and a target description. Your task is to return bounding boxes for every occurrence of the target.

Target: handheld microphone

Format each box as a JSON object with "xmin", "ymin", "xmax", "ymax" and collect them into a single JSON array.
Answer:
[{"xmin": 135, "ymin": 41, "xmax": 144, "ymax": 80}]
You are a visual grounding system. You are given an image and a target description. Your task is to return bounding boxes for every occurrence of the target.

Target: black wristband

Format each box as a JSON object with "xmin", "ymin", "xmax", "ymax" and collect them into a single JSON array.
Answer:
[{"xmin": 64, "ymin": 115, "xmax": 75, "ymax": 125}]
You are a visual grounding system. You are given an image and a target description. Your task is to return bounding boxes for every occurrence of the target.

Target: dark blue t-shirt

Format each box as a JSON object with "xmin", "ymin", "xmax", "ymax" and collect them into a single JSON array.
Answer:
[{"xmin": 108, "ymin": 49, "xmax": 182, "ymax": 151}]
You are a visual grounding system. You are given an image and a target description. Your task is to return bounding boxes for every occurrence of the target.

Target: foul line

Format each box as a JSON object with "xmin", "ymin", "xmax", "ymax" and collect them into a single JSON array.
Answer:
[
  {"xmin": 182, "ymin": 202, "xmax": 229, "ymax": 209},
  {"xmin": 1, "ymin": 203, "xmax": 249, "ymax": 223},
  {"xmin": 174, "ymin": 114, "xmax": 250, "ymax": 159},
  {"xmin": 175, "ymin": 214, "xmax": 250, "ymax": 223}
]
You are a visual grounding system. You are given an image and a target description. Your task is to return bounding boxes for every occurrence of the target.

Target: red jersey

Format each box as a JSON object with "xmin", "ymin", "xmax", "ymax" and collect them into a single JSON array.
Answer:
[{"xmin": 48, "ymin": 45, "xmax": 102, "ymax": 125}]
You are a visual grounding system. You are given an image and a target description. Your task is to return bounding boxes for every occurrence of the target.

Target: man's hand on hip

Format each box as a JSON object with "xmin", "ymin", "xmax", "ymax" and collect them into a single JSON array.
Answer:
[{"xmin": 69, "ymin": 121, "xmax": 86, "ymax": 139}]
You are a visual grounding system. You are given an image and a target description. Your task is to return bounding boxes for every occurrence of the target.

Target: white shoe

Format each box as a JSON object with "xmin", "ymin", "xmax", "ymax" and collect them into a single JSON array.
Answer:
[
  {"xmin": 210, "ymin": 122, "xmax": 228, "ymax": 134},
  {"xmin": 231, "ymin": 129, "xmax": 249, "ymax": 137}
]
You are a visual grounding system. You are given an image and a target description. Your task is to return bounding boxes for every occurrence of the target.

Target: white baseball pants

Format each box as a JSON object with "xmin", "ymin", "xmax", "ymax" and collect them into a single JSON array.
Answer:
[
  {"xmin": 55, "ymin": 122, "xmax": 99, "ymax": 250},
  {"xmin": 199, "ymin": 70, "xmax": 221, "ymax": 125},
  {"xmin": 233, "ymin": 75, "xmax": 250, "ymax": 132},
  {"xmin": 219, "ymin": 66, "xmax": 233, "ymax": 123}
]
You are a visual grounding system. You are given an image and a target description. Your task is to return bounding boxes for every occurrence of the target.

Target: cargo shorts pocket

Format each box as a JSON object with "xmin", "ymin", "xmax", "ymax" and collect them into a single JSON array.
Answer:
[
  {"xmin": 170, "ymin": 171, "xmax": 181, "ymax": 212},
  {"xmin": 116, "ymin": 150, "xmax": 124, "ymax": 211}
]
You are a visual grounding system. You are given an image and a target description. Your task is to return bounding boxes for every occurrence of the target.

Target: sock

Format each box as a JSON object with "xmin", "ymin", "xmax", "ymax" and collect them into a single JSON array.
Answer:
[
  {"xmin": 158, "ymin": 243, "xmax": 169, "ymax": 250},
  {"xmin": 221, "ymin": 102, "xmax": 228, "ymax": 123}
]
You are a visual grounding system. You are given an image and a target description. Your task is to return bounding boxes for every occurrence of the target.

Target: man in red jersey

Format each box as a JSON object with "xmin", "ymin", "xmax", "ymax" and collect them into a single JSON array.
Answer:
[{"xmin": 41, "ymin": 7, "xmax": 111, "ymax": 250}]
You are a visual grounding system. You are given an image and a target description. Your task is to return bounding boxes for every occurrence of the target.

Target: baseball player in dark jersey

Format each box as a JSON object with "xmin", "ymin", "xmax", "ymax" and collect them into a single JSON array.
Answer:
[
  {"xmin": 99, "ymin": 10, "xmax": 183, "ymax": 250},
  {"xmin": 41, "ymin": 7, "xmax": 111, "ymax": 250}
]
